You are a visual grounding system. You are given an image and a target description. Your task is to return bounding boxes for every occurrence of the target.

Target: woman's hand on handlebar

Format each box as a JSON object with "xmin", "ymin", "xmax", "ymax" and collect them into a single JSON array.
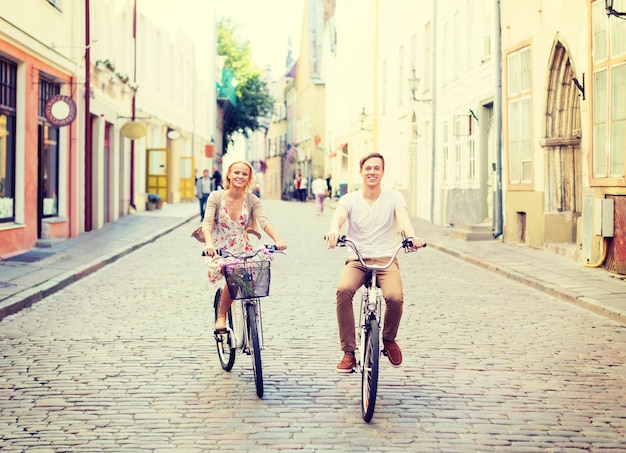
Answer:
[
  {"xmin": 203, "ymin": 244, "xmax": 217, "ymax": 257},
  {"xmin": 274, "ymin": 239, "xmax": 287, "ymax": 251}
]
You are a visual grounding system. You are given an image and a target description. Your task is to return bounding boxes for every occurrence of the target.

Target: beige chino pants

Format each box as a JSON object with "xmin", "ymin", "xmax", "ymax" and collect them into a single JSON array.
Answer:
[{"xmin": 336, "ymin": 257, "xmax": 403, "ymax": 352}]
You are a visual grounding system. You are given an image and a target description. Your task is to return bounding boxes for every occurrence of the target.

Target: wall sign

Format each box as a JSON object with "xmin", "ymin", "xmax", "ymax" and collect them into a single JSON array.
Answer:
[{"xmin": 44, "ymin": 95, "xmax": 77, "ymax": 127}]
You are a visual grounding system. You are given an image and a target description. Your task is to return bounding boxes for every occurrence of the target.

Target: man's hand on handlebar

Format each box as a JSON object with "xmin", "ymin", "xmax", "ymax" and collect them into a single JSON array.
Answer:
[
  {"xmin": 325, "ymin": 232, "xmax": 341, "ymax": 249},
  {"xmin": 404, "ymin": 236, "xmax": 427, "ymax": 252}
]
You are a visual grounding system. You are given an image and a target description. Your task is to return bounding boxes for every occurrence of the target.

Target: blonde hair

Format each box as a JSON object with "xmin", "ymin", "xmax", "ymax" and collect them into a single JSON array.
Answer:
[{"xmin": 223, "ymin": 160, "xmax": 255, "ymax": 192}]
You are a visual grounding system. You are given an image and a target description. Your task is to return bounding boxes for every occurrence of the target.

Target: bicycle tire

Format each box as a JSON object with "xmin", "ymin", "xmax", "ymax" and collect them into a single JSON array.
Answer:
[
  {"xmin": 214, "ymin": 288, "xmax": 236, "ymax": 371},
  {"xmin": 361, "ymin": 317, "xmax": 379, "ymax": 422},
  {"xmin": 246, "ymin": 302, "xmax": 264, "ymax": 398}
]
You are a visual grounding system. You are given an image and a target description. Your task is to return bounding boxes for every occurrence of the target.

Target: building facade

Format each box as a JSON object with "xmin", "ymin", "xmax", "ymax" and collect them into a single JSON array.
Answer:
[{"xmin": 0, "ymin": 0, "xmax": 217, "ymax": 259}]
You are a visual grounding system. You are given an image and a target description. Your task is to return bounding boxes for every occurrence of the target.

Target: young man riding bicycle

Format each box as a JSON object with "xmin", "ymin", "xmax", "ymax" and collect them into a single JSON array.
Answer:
[{"xmin": 325, "ymin": 152, "xmax": 426, "ymax": 373}]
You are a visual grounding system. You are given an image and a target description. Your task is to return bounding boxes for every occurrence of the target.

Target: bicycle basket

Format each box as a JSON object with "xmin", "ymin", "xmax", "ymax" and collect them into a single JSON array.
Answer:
[{"xmin": 224, "ymin": 260, "xmax": 271, "ymax": 300}]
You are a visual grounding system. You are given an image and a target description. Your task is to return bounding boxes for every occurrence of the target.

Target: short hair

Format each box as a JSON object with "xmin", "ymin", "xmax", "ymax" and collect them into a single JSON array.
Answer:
[
  {"xmin": 359, "ymin": 152, "xmax": 385, "ymax": 170},
  {"xmin": 223, "ymin": 161, "xmax": 255, "ymax": 192}
]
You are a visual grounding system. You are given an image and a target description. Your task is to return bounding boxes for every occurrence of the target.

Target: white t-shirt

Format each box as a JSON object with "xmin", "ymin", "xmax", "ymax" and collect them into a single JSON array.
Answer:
[
  {"xmin": 338, "ymin": 189, "xmax": 407, "ymax": 258},
  {"xmin": 311, "ymin": 178, "xmax": 327, "ymax": 195}
]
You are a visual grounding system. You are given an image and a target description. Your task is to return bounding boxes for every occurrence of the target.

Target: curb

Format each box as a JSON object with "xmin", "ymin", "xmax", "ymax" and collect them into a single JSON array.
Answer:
[{"xmin": 427, "ymin": 242, "xmax": 626, "ymax": 325}]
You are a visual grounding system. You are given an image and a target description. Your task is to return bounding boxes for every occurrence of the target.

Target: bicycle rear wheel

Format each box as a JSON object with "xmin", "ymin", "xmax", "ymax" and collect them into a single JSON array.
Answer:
[
  {"xmin": 361, "ymin": 317, "xmax": 379, "ymax": 422},
  {"xmin": 246, "ymin": 302, "xmax": 263, "ymax": 398},
  {"xmin": 214, "ymin": 288, "xmax": 236, "ymax": 371}
]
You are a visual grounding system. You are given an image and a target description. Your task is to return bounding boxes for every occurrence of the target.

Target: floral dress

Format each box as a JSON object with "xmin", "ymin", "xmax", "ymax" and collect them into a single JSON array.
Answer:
[{"xmin": 206, "ymin": 193, "xmax": 254, "ymax": 284}]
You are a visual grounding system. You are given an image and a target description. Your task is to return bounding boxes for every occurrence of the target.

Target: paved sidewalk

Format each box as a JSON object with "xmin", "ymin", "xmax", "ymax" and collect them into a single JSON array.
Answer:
[
  {"xmin": 1, "ymin": 200, "xmax": 625, "ymax": 324},
  {"xmin": 0, "ymin": 203, "xmax": 201, "ymax": 321}
]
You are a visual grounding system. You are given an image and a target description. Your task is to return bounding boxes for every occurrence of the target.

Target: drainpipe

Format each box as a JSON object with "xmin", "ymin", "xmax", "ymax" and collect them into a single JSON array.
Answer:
[
  {"xmin": 429, "ymin": 0, "xmax": 437, "ymax": 223},
  {"xmin": 84, "ymin": 0, "xmax": 92, "ymax": 231},
  {"xmin": 493, "ymin": 0, "xmax": 503, "ymax": 239},
  {"xmin": 373, "ymin": 0, "xmax": 379, "ymax": 152},
  {"xmin": 129, "ymin": 0, "xmax": 137, "ymax": 210}
]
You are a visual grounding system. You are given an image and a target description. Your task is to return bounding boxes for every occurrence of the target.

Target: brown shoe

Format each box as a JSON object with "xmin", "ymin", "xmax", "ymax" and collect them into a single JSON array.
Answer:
[
  {"xmin": 335, "ymin": 352, "xmax": 356, "ymax": 373},
  {"xmin": 383, "ymin": 340, "xmax": 402, "ymax": 367}
]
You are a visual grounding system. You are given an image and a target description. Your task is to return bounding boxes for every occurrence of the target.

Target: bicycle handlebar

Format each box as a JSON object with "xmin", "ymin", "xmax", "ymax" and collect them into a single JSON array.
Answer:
[
  {"xmin": 201, "ymin": 244, "xmax": 279, "ymax": 258},
  {"xmin": 328, "ymin": 234, "xmax": 426, "ymax": 271}
]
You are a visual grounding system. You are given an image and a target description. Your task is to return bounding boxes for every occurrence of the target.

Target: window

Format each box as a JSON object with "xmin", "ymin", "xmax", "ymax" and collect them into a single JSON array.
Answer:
[
  {"xmin": 507, "ymin": 46, "xmax": 532, "ymax": 184},
  {"xmin": 382, "ymin": 61, "xmax": 387, "ymax": 114},
  {"xmin": 424, "ymin": 22, "xmax": 431, "ymax": 93},
  {"xmin": 39, "ymin": 78, "xmax": 61, "ymax": 218},
  {"xmin": 398, "ymin": 45, "xmax": 404, "ymax": 105},
  {"xmin": 442, "ymin": 122, "xmax": 449, "ymax": 184},
  {"xmin": 454, "ymin": 143, "xmax": 461, "ymax": 184},
  {"xmin": 0, "ymin": 57, "xmax": 16, "ymax": 222},
  {"xmin": 465, "ymin": 0, "xmax": 473, "ymax": 71},
  {"xmin": 592, "ymin": 0, "xmax": 626, "ymax": 179},
  {"xmin": 468, "ymin": 138, "xmax": 476, "ymax": 183},
  {"xmin": 481, "ymin": 0, "xmax": 492, "ymax": 64},
  {"xmin": 452, "ymin": 10, "xmax": 460, "ymax": 81}
]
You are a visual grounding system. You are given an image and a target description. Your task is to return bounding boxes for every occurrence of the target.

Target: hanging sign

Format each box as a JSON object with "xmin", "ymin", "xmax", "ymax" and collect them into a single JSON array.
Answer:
[
  {"xmin": 44, "ymin": 95, "xmax": 77, "ymax": 127},
  {"xmin": 120, "ymin": 121, "xmax": 147, "ymax": 140}
]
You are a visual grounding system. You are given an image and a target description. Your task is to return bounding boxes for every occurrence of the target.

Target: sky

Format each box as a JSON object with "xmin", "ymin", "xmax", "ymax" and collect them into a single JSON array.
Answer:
[
  {"xmin": 215, "ymin": 0, "xmax": 305, "ymax": 77},
  {"xmin": 141, "ymin": 0, "xmax": 305, "ymax": 78}
]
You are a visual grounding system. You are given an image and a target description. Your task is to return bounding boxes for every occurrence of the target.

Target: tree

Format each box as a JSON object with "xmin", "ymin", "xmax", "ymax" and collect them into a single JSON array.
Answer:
[{"xmin": 217, "ymin": 19, "xmax": 274, "ymax": 148}]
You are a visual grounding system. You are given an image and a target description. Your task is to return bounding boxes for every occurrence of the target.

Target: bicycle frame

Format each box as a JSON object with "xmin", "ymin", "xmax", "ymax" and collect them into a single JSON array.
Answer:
[
  {"xmin": 357, "ymin": 269, "xmax": 383, "ymax": 372},
  {"xmin": 229, "ymin": 295, "xmax": 264, "ymax": 353}
]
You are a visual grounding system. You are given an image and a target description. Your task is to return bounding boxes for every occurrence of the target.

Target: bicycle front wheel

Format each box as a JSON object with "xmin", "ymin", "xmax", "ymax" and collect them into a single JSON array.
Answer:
[
  {"xmin": 246, "ymin": 302, "xmax": 264, "ymax": 398},
  {"xmin": 361, "ymin": 317, "xmax": 379, "ymax": 422},
  {"xmin": 214, "ymin": 288, "xmax": 236, "ymax": 371}
]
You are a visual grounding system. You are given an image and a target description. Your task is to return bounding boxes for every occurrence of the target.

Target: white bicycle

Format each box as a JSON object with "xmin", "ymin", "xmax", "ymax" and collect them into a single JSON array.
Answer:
[
  {"xmin": 334, "ymin": 234, "xmax": 424, "ymax": 422},
  {"xmin": 210, "ymin": 246, "xmax": 280, "ymax": 398}
]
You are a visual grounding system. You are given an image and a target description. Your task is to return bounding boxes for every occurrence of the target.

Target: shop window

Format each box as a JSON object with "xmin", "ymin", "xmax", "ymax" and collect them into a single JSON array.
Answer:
[
  {"xmin": 39, "ymin": 78, "xmax": 61, "ymax": 218},
  {"xmin": 0, "ymin": 57, "xmax": 17, "ymax": 222}
]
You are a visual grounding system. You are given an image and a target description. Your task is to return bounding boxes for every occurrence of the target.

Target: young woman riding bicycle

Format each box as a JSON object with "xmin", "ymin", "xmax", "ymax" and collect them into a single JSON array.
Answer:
[{"xmin": 199, "ymin": 161, "xmax": 287, "ymax": 330}]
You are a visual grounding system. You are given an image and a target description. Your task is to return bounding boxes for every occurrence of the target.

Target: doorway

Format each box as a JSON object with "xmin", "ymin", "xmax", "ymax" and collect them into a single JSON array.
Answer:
[{"xmin": 146, "ymin": 148, "xmax": 168, "ymax": 201}]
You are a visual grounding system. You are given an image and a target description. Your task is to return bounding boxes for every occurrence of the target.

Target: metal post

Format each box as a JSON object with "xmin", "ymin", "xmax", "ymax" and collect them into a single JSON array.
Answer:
[
  {"xmin": 429, "ymin": 0, "xmax": 437, "ymax": 223},
  {"xmin": 493, "ymin": 0, "xmax": 503, "ymax": 239}
]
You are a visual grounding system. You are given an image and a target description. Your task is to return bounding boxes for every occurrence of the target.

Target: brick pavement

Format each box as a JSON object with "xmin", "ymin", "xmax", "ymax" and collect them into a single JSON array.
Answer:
[
  {"xmin": 0, "ymin": 199, "xmax": 623, "ymax": 451},
  {"xmin": 0, "ymin": 199, "xmax": 624, "ymax": 324}
]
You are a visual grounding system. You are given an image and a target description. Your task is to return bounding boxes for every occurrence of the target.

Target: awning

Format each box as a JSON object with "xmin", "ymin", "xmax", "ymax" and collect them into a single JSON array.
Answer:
[{"xmin": 329, "ymin": 143, "xmax": 347, "ymax": 158}]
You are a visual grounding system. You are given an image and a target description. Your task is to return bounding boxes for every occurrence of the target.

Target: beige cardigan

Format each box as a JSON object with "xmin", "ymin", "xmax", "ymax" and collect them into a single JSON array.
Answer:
[{"xmin": 199, "ymin": 190, "xmax": 270, "ymax": 240}]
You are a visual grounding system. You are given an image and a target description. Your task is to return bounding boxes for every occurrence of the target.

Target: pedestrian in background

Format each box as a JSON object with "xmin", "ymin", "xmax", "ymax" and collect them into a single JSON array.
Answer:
[
  {"xmin": 325, "ymin": 152, "xmax": 426, "ymax": 373},
  {"xmin": 311, "ymin": 172, "xmax": 327, "ymax": 215},
  {"xmin": 212, "ymin": 165, "xmax": 223, "ymax": 191},
  {"xmin": 196, "ymin": 169, "xmax": 212, "ymax": 217},
  {"xmin": 200, "ymin": 160, "xmax": 287, "ymax": 329},
  {"xmin": 295, "ymin": 172, "xmax": 308, "ymax": 202},
  {"xmin": 326, "ymin": 173, "xmax": 332, "ymax": 198}
]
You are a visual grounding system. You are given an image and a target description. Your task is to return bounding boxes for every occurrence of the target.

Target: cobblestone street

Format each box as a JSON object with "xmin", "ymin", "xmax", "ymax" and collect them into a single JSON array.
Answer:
[{"xmin": 0, "ymin": 199, "xmax": 625, "ymax": 452}]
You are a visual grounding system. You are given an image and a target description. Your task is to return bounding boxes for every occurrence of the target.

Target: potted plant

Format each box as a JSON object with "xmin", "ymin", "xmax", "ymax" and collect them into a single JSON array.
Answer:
[
  {"xmin": 102, "ymin": 59, "xmax": 116, "ymax": 71},
  {"xmin": 146, "ymin": 193, "xmax": 161, "ymax": 211},
  {"xmin": 115, "ymin": 71, "xmax": 130, "ymax": 84}
]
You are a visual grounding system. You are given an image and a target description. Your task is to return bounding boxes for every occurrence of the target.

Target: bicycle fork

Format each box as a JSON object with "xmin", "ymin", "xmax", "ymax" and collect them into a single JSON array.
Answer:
[
  {"xmin": 242, "ymin": 299, "xmax": 264, "ymax": 354},
  {"xmin": 357, "ymin": 277, "xmax": 382, "ymax": 370}
]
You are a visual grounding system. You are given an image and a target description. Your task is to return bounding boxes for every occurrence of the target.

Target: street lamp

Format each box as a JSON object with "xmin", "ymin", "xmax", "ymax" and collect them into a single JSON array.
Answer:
[
  {"xmin": 360, "ymin": 107, "xmax": 372, "ymax": 131},
  {"xmin": 408, "ymin": 67, "xmax": 431, "ymax": 103},
  {"xmin": 605, "ymin": 0, "xmax": 626, "ymax": 18}
]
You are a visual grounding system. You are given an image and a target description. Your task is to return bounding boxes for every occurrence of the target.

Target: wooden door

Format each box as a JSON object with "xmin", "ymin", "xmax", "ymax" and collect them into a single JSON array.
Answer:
[
  {"xmin": 605, "ymin": 196, "xmax": 626, "ymax": 275},
  {"xmin": 146, "ymin": 148, "xmax": 168, "ymax": 201}
]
